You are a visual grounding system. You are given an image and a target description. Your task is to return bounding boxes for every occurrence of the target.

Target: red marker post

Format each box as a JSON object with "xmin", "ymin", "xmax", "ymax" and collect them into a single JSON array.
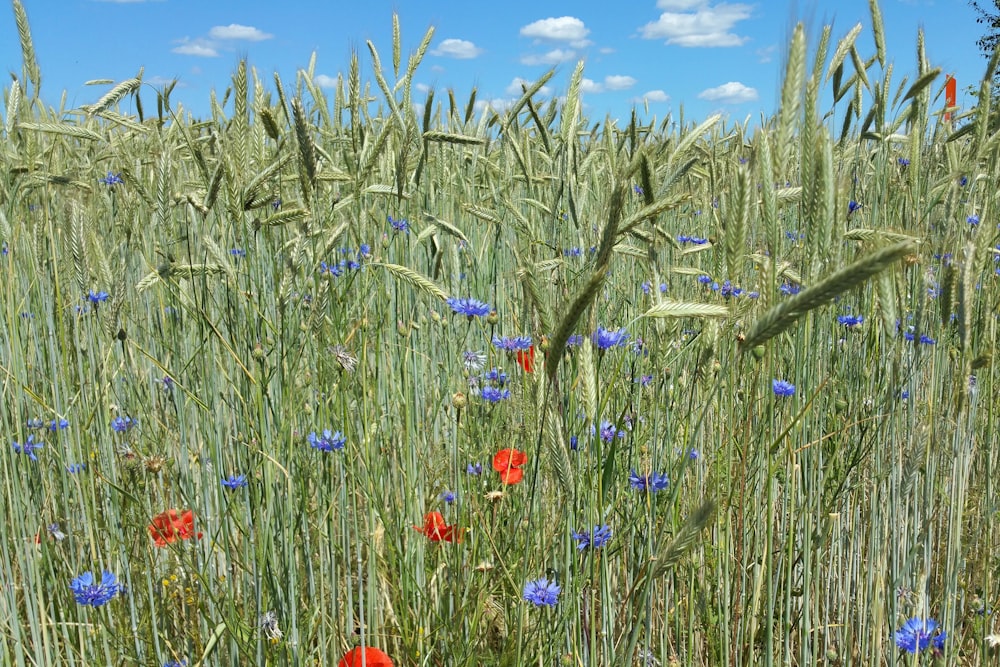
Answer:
[{"xmin": 945, "ymin": 75, "xmax": 956, "ymax": 121}]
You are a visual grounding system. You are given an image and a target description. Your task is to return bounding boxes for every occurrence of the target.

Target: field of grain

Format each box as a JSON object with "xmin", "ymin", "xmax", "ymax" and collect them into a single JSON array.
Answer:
[{"xmin": 1, "ymin": 1, "xmax": 999, "ymax": 665}]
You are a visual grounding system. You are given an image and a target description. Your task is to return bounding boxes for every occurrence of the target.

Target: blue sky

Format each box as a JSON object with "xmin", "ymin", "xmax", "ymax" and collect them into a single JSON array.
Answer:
[{"xmin": 0, "ymin": 0, "xmax": 990, "ymax": 125}]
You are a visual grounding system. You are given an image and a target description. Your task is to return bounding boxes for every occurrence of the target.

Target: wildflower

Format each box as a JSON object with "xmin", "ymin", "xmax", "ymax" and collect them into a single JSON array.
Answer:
[
  {"xmin": 271, "ymin": 198, "xmax": 282, "ymax": 210},
  {"xmin": 222, "ymin": 474, "xmax": 248, "ymax": 490},
  {"xmin": 481, "ymin": 386, "xmax": 511, "ymax": 403},
  {"xmin": 99, "ymin": 172, "xmax": 123, "ymax": 187},
  {"xmin": 47, "ymin": 523, "xmax": 67, "ymax": 541},
  {"xmin": 66, "ymin": 463, "xmax": 86, "ymax": 473},
  {"xmin": 697, "ymin": 275, "xmax": 713, "ymax": 284},
  {"xmin": 466, "ymin": 462, "xmax": 483, "ymax": 475},
  {"xmin": 848, "ymin": 200, "xmax": 861, "ymax": 214},
  {"xmin": 164, "ymin": 660, "xmax": 188, "ymax": 667},
  {"xmin": 259, "ymin": 611, "xmax": 283, "ymax": 642},
  {"xmin": 110, "ymin": 415, "xmax": 135, "ymax": 432},
  {"xmin": 230, "ymin": 248, "xmax": 246, "ymax": 258},
  {"xmin": 572, "ymin": 525, "xmax": 612, "ymax": 551},
  {"xmin": 592, "ymin": 326, "xmax": 629, "ymax": 350},
  {"xmin": 598, "ymin": 420, "xmax": 625, "ymax": 443},
  {"xmin": 719, "ymin": 280, "xmax": 743, "ymax": 298},
  {"xmin": 70, "ymin": 570, "xmax": 120, "ymax": 607},
  {"xmin": 633, "ymin": 184, "xmax": 644, "ymax": 195},
  {"xmin": 570, "ymin": 435, "xmax": 579, "ymax": 450},
  {"xmin": 895, "ymin": 617, "xmax": 946, "ymax": 654},
  {"xmin": 483, "ymin": 367, "xmax": 507, "ymax": 386},
  {"xmin": 462, "ymin": 350, "xmax": 486, "ymax": 372},
  {"xmin": 413, "ymin": 511, "xmax": 463, "ymax": 543},
  {"xmin": 440, "ymin": 490, "xmax": 456, "ymax": 504},
  {"xmin": 563, "ymin": 247, "xmax": 582, "ymax": 257},
  {"xmin": 919, "ymin": 334, "xmax": 935, "ymax": 345},
  {"xmin": 629, "ymin": 470, "xmax": 669, "ymax": 492},
  {"xmin": 27, "ymin": 417, "xmax": 45, "ymax": 429},
  {"xmin": 87, "ymin": 290, "xmax": 110, "ymax": 304},
  {"xmin": 641, "ymin": 281, "xmax": 651, "ymax": 295},
  {"xmin": 837, "ymin": 314, "xmax": 864, "ymax": 328},
  {"xmin": 566, "ymin": 334, "xmax": 584, "ymax": 348},
  {"xmin": 308, "ymin": 429, "xmax": 346, "ymax": 452},
  {"xmin": 13, "ymin": 435, "xmax": 43, "ymax": 461},
  {"xmin": 319, "ymin": 260, "xmax": 343, "ymax": 277},
  {"xmin": 968, "ymin": 214, "xmax": 980, "ymax": 226},
  {"xmin": 388, "ymin": 215, "xmax": 409, "ymax": 234},
  {"xmin": 516, "ymin": 345, "xmax": 536, "ymax": 373},
  {"xmin": 772, "ymin": 379, "xmax": 796, "ymax": 397},
  {"xmin": 492, "ymin": 335, "xmax": 532, "ymax": 351},
  {"xmin": 148, "ymin": 509, "xmax": 202, "ymax": 548},
  {"xmin": 688, "ymin": 448, "xmax": 700, "ymax": 460},
  {"xmin": 339, "ymin": 646, "xmax": 394, "ymax": 667},
  {"xmin": 523, "ymin": 578, "xmax": 561, "ymax": 607},
  {"xmin": 493, "ymin": 448, "xmax": 527, "ymax": 485},
  {"xmin": 779, "ymin": 282, "xmax": 801, "ymax": 295},
  {"xmin": 897, "ymin": 157, "xmax": 910, "ymax": 167},
  {"xmin": 447, "ymin": 297, "xmax": 491, "ymax": 319}
]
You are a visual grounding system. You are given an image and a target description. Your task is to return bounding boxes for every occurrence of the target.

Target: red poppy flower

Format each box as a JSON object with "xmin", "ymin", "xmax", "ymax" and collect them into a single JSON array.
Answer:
[
  {"xmin": 516, "ymin": 345, "xmax": 535, "ymax": 373},
  {"xmin": 492, "ymin": 448, "xmax": 527, "ymax": 485},
  {"xmin": 339, "ymin": 646, "xmax": 394, "ymax": 667},
  {"xmin": 413, "ymin": 511, "xmax": 463, "ymax": 543},
  {"xmin": 148, "ymin": 509, "xmax": 202, "ymax": 548}
]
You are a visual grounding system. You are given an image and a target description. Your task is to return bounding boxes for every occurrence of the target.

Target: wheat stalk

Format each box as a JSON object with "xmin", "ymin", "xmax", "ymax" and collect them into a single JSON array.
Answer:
[{"xmin": 741, "ymin": 240, "xmax": 915, "ymax": 350}]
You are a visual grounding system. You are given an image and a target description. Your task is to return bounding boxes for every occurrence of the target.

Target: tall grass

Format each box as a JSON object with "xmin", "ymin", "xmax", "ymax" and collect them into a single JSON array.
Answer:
[{"xmin": 1, "ymin": 1, "xmax": 998, "ymax": 665}]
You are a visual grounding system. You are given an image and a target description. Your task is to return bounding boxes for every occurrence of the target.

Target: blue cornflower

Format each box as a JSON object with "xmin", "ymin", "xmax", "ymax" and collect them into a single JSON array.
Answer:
[
  {"xmin": 895, "ymin": 617, "xmax": 946, "ymax": 654},
  {"xmin": 47, "ymin": 523, "xmax": 67, "ymax": 541},
  {"xmin": 837, "ymin": 315, "xmax": 864, "ymax": 328},
  {"xmin": 70, "ymin": 570, "xmax": 120, "ymax": 607},
  {"xmin": 899, "ymin": 389, "xmax": 910, "ymax": 400},
  {"xmin": 688, "ymin": 448, "xmax": 700, "ymax": 460},
  {"xmin": 598, "ymin": 420, "xmax": 625, "ymax": 443},
  {"xmin": 633, "ymin": 184, "xmax": 644, "ymax": 195},
  {"xmin": 440, "ymin": 491, "xmax": 456, "ymax": 504},
  {"xmin": 570, "ymin": 435, "xmax": 579, "ymax": 450},
  {"xmin": 719, "ymin": 281, "xmax": 743, "ymax": 298},
  {"xmin": 967, "ymin": 214, "xmax": 980, "ymax": 226},
  {"xmin": 772, "ymin": 379, "xmax": 796, "ymax": 397},
  {"xmin": 222, "ymin": 474, "xmax": 248, "ymax": 490},
  {"xmin": 483, "ymin": 367, "xmax": 507, "ymax": 386},
  {"xmin": 271, "ymin": 198, "xmax": 282, "ymax": 210},
  {"xmin": 592, "ymin": 327, "xmax": 629, "ymax": 350},
  {"xmin": 66, "ymin": 463, "xmax": 86, "ymax": 473},
  {"xmin": 492, "ymin": 335, "xmax": 532, "ymax": 351},
  {"xmin": 388, "ymin": 215, "xmax": 409, "ymax": 234},
  {"xmin": 27, "ymin": 417, "xmax": 45, "ymax": 429},
  {"xmin": 99, "ymin": 172, "xmax": 123, "ymax": 187},
  {"xmin": 447, "ymin": 297, "xmax": 491, "ymax": 319},
  {"xmin": 689, "ymin": 237, "xmax": 709, "ymax": 244},
  {"xmin": 563, "ymin": 247, "xmax": 582, "ymax": 257},
  {"xmin": 919, "ymin": 334, "xmax": 935, "ymax": 345},
  {"xmin": 959, "ymin": 176, "xmax": 968, "ymax": 187},
  {"xmin": 230, "ymin": 248, "xmax": 246, "ymax": 258},
  {"xmin": 629, "ymin": 470, "xmax": 669, "ymax": 492},
  {"xmin": 638, "ymin": 374, "xmax": 653, "ymax": 386},
  {"xmin": 49, "ymin": 418, "xmax": 70, "ymax": 430},
  {"xmin": 462, "ymin": 350, "xmax": 486, "ymax": 372},
  {"xmin": 1, "ymin": 241, "xmax": 7, "ymax": 256},
  {"xmin": 566, "ymin": 334, "xmax": 584, "ymax": 348},
  {"xmin": 641, "ymin": 281, "xmax": 651, "ymax": 295},
  {"xmin": 572, "ymin": 525, "xmax": 612, "ymax": 551},
  {"xmin": 308, "ymin": 429, "xmax": 346, "ymax": 452},
  {"xmin": 87, "ymin": 290, "xmax": 110, "ymax": 304},
  {"xmin": 897, "ymin": 157, "xmax": 910, "ymax": 167},
  {"xmin": 466, "ymin": 462, "xmax": 483, "ymax": 475},
  {"xmin": 13, "ymin": 435, "xmax": 43, "ymax": 461},
  {"xmin": 696, "ymin": 275, "xmax": 713, "ymax": 285},
  {"xmin": 110, "ymin": 416, "xmax": 135, "ymax": 433},
  {"xmin": 779, "ymin": 282, "xmax": 801, "ymax": 296},
  {"xmin": 359, "ymin": 243, "xmax": 371, "ymax": 257},
  {"xmin": 523, "ymin": 578, "xmax": 561, "ymax": 607},
  {"xmin": 848, "ymin": 200, "xmax": 861, "ymax": 214},
  {"xmin": 164, "ymin": 660, "xmax": 188, "ymax": 667},
  {"xmin": 481, "ymin": 386, "xmax": 511, "ymax": 403},
  {"xmin": 319, "ymin": 260, "xmax": 343, "ymax": 277}
]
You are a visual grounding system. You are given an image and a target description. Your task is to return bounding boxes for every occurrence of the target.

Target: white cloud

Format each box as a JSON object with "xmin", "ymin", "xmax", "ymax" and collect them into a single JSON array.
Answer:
[
  {"xmin": 520, "ymin": 17, "xmax": 591, "ymax": 47},
  {"xmin": 415, "ymin": 82, "xmax": 430, "ymax": 93},
  {"xmin": 208, "ymin": 24, "xmax": 273, "ymax": 41},
  {"xmin": 146, "ymin": 75, "xmax": 178, "ymax": 86},
  {"xmin": 475, "ymin": 98, "xmax": 513, "ymax": 114},
  {"xmin": 698, "ymin": 81, "xmax": 758, "ymax": 103},
  {"xmin": 172, "ymin": 39, "xmax": 218, "ymax": 57},
  {"xmin": 604, "ymin": 75, "xmax": 637, "ymax": 90},
  {"xmin": 431, "ymin": 38, "xmax": 484, "ymax": 59},
  {"xmin": 506, "ymin": 77, "xmax": 553, "ymax": 97},
  {"xmin": 639, "ymin": 90, "xmax": 670, "ymax": 102},
  {"xmin": 756, "ymin": 44, "xmax": 777, "ymax": 63},
  {"xmin": 314, "ymin": 74, "xmax": 338, "ymax": 89},
  {"xmin": 580, "ymin": 78, "xmax": 603, "ymax": 94},
  {"xmin": 520, "ymin": 48, "xmax": 576, "ymax": 65},
  {"xmin": 640, "ymin": 2, "xmax": 752, "ymax": 47}
]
